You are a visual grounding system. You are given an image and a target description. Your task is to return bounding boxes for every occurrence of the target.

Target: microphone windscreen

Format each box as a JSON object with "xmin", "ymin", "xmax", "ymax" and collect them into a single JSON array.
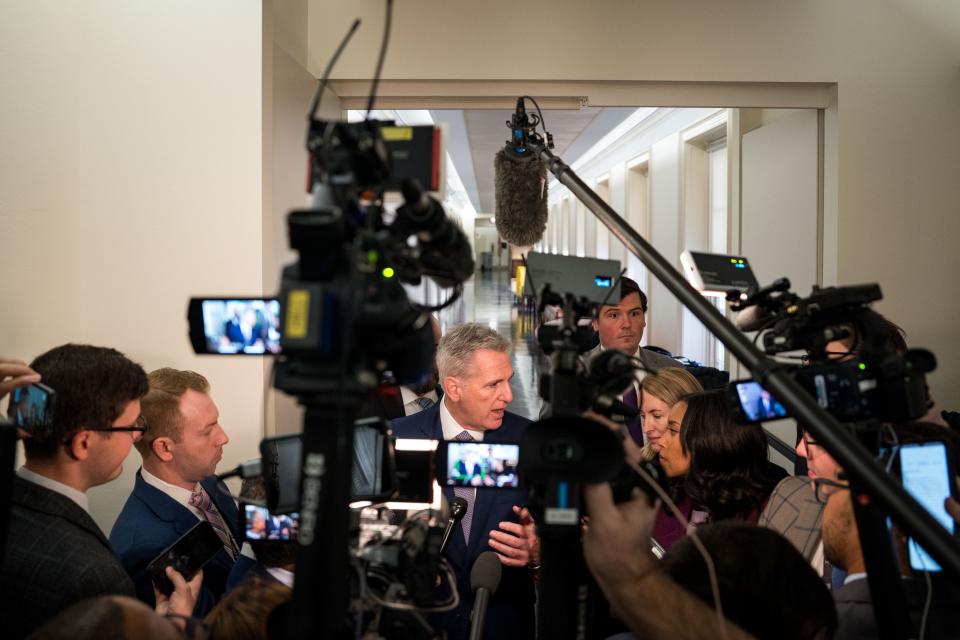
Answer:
[
  {"xmin": 494, "ymin": 149, "xmax": 548, "ymax": 247},
  {"xmin": 450, "ymin": 496, "xmax": 469, "ymax": 521},
  {"xmin": 470, "ymin": 550, "xmax": 502, "ymax": 593}
]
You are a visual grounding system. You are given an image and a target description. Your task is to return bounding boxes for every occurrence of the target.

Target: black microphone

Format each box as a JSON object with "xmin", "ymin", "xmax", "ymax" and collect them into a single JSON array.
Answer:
[
  {"xmin": 468, "ymin": 551, "xmax": 502, "ymax": 640},
  {"xmin": 439, "ymin": 496, "xmax": 468, "ymax": 556},
  {"xmin": 494, "ymin": 98, "xmax": 548, "ymax": 247},
  {"xmin": 394, "ymin": 178, "xmax": 475, "ymax": 286}
]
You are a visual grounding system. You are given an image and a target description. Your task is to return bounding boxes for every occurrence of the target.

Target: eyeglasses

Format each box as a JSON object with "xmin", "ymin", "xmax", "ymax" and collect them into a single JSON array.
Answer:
[
  {"xmin": 89, "ymin": 414, "xmax": 149, "ymax": 436},
  {"xmin": 812, "ymin": 477, "xmax": 850, "ymax": 504},
  {"xmin": 62, "ymin": 415, "xmax": 148, "ymax": 445},
  {"xmin": 800, "ymin": 433, "xmax": 823, "ymax": 458}
]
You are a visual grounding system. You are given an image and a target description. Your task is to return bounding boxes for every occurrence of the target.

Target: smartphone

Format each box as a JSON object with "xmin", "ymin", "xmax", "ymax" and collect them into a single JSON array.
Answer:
[
  {"xmin": 897, "ymin": 440, "xmax": 958, "ymax": 572},
  {"xmin": 147, "ymin": 521, "xmax": 224, "ymax": 596},
  {"xmin": 187, "ymin": 297, "xmax": 282, "ymax": 355},
  {"xmin": 243, "ymin": 504, "xmax": 300, "ymax": 542},
  {"xmin": 7, "ymin": 383, "xmax": 56, "ymax": 432},
  {"xmin": 728, "ymin": 379, "xmax": 789, "ymax": 424},
  {"xmin": 439, "ymin": 441, "xmax": 521, "ymax": 489}
]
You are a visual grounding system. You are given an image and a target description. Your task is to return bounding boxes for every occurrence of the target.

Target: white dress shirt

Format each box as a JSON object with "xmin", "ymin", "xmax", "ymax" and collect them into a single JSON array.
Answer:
[
  {"xmin": 17, "ymin": 466, "xmax": 89, "ymax": 513},
  {"xmin": 400, "ymin": 386, "xmax": 440, "ymax": 417},
  {"xmin": 439, "ymin": 396, "xmax": 483, "ymax": 442},
  {"xmin": 141, "ymin": 466, "xmax": 204, "ymax": 521}
]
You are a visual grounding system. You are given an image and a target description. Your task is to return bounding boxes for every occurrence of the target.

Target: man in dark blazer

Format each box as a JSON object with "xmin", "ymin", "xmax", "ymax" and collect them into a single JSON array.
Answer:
[
  {"xmin": 110, "ymin": 368, "xmax": 239, "ymax": 617},
  {"xmin": 392, "ymin": 323, "xmax": 537, "ymax": 640},
  {"xmin": 0, "ymin": 345, "xmax": 200, "ymax": 639}
]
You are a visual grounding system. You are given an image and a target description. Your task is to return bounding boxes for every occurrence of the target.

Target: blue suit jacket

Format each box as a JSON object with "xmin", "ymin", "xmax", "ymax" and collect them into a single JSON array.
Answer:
[
  {"xmin": 109, "ymin": 470, "xmax": 240, "ymax": 616},
  {"xmin": 391, "ymin": 404, "xmax": 536, "ymax": 640}
]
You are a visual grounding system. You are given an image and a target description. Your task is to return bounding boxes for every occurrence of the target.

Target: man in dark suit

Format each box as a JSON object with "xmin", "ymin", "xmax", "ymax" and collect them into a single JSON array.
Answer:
[
  {"xmin": 0, "ymin": 345, "xmax": 201, "ymax": 639},
  {"xmin": 542, "ymin": 277, "xmax": 679, "ymax": 438},
  {"xmin": 110, "ymin": 368, "xmax": 239, "ymax": 617},
  {"xmin": 392, "ymin": 323, "xmax": 537, "ymax": 640}
]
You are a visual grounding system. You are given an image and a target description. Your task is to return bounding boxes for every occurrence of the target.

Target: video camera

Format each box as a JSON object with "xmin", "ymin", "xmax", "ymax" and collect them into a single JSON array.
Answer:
[
  {"xmin": 188, "ymin": 30, "xmax": 475, "ymax": 633},
  {"xmin": 680, "ymin": 250, "xmax": 935, "ymax": 427}
]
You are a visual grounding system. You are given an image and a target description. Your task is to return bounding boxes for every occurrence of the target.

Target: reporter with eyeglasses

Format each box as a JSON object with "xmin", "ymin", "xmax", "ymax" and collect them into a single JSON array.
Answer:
[{"xmin": 0, "ymin": 345, "xmax": 201, "ymax": 639}]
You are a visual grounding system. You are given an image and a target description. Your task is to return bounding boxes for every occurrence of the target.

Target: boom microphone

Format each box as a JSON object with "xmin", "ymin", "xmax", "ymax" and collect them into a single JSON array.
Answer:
[
  {"xmin": 494, "ymin": 149, "xmax": 548, "ymax": 247},
  {"xmin": 494, "ymin": 98, "xmax": 549, "ymax": 247},
  {"xmin": 468, "ymin": 551, "xmax": 502, "ymax": 640}
]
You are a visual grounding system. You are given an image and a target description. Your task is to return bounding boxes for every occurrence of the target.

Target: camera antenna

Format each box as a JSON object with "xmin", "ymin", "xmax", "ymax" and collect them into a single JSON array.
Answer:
[
  {"xmin": 307, "ymin": 18, "xmax": 361, "ymax": 122},
  {"xmin": 365, "ymin": 0, "xmax": 394, "ymax": 119}
]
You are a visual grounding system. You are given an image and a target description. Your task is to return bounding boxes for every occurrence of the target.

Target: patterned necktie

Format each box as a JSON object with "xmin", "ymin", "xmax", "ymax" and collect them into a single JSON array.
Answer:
[
  {"xmin": 189, "ymin": 485, "xmax": 238, "ymax": 559},
  {"xmin": 413, "ymin": 396, "xmax": 434, "ymax": 411},
  {"xmin": 453, "ymin": 430, "xmax": 476, "ymax": 545},
  {"xmin": 621, "ymin": 385, "xmax": 645, "ymax": 446}
]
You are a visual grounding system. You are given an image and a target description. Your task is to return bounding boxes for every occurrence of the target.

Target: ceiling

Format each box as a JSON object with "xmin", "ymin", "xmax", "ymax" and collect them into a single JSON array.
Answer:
[{"xmin": 430, "ymin": 107, "xmax": 638, "ymax": 214}]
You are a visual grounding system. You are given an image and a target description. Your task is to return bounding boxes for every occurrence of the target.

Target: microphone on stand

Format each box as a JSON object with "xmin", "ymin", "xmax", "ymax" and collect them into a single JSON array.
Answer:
[
  {"xmin": 439, "ymin": 496, "xmax": 469, "ymax": 556},
  {"xmin": 468, "ymin": 551, "xmax": 502, "ymax": 640}
]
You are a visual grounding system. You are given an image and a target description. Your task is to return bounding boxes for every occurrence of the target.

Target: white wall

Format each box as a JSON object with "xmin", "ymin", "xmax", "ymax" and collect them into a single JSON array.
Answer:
[
  {"xmin": 1, "ymin": 1, "xmax": 265, "ymax": 532},
  {"xmin": 306, "ymin": 0, "xmax": 960, "ymax": 406}
]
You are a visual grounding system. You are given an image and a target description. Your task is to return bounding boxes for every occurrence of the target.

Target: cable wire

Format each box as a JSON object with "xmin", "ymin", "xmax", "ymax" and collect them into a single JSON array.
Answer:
[
  {"xmin": 630, "ymin": 459, "xmax": 729, "ymax": 640},
  {"xmin": 365, "ymin": 0, "xmax": 394, "ymax": 119}
]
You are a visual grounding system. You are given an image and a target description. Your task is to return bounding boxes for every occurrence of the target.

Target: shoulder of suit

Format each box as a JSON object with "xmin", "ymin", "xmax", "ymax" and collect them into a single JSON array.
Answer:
[{"xmin": 640, "ymin": 347, "xmax": 682, "ymax": 369}]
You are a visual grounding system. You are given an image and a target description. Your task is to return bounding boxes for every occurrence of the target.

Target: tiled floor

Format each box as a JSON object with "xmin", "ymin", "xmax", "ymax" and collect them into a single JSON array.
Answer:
[{"xmin": 439, "ymin": 269, "xmax": 543, "ymax": 420}]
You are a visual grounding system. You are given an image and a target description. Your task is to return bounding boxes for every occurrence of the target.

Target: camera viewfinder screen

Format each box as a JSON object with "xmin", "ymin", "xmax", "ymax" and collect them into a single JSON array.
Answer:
[
  {"xmin": 446, "ymin": 442, "xmax": 520, "ymax": 489},
  {"xmin": 736, "ymin": 381, "xmax": 788, "ymax": 422},
  {"xmin": 202, "ymin": 299, "xmax": 281, "ymax": 354},
  {"xmin": 244, "ymin": 504, "xmax": 300, "ymax": 542}
]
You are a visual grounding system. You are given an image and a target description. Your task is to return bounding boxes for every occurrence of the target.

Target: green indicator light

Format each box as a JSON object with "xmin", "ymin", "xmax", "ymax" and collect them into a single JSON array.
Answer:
[
  {"xmin": 738, "ymin": 259, "xmax": 744, "ymax": 263},
  {"xmin": 367, "ymin": 250, "xmax": 379, "ymax": 264},
  {"xmin": 730, "ymin": 258, "xmax": 737, "ymax": 263},
  {"xmin": 382, "ymin": 267, "xmax": 395, "ymax": 279},
  {"xmin": 858, "ymin": 363, "xmax": 867, "ymax": 371}
]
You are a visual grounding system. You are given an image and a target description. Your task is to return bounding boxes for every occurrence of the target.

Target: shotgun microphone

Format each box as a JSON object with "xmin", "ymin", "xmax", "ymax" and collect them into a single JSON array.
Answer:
[{"xmin": 494, "ymin": 98, "xmax": 550, "ymax": 247}]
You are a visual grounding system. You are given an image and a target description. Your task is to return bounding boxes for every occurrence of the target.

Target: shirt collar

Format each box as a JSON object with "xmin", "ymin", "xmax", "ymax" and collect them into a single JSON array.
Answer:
[
  {"xmin": 439, "ymin": 396, "xmax": 483, "ymax": 442},
  {"xmin": 18, "ymin": 466, "xmax": 89, "ymax": 513},
  {"xmin": 141, "ymin": 466, "xmax": 200, "ymax": 511},
  {"xmin": 400, "ymin": 385, "xmax": 438, "ymax": 408}
]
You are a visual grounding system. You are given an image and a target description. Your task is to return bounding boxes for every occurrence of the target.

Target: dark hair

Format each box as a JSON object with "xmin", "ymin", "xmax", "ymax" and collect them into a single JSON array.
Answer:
[
  {"xmin": 618, "ymin": 276, "xmax": 648, "ymax": 312},
  {"xmin": 24, "ymin": 344, "xmax": 148, "ymax": 460},
  {"xmin": 680, "ymin": 391, "xmax": 774, "ymax": 521},
  {"xmin": 661, "ymin": 522, "xmax": 837, "ymax": 640},
  {"xmin": 240, "ymin": 477, "xmax": 297, "ymax": 569},
  {"xmin": 831, "ymin": 311, "xmax": 907, "ymax": 357}
]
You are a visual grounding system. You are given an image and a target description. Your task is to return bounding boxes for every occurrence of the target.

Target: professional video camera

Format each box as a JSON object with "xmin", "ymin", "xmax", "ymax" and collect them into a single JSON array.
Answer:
[
  {"xmin": 680, "ymin": 250, "xmax": 935, "ymax": 427},
  {"xmin": 187, "ymin": 5, "xmax": 475, "ymax": 635}
]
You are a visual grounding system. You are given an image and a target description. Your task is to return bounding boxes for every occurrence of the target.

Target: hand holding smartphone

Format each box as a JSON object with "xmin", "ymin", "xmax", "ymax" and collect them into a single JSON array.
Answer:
[{"xmin": 147, "ymin": 521, "xmax": 224, "ymax": 596}]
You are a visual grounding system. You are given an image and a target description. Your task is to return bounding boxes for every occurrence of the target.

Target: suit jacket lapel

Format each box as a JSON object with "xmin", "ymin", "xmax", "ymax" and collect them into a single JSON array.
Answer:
[{"xmin": 134, "ymin": 471, "xmax": 204, "ymax": 537}]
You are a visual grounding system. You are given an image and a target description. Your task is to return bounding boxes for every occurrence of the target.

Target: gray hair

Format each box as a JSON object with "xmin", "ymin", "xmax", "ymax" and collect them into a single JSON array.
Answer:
[{"xmin": 436, "ymin": 323, "xmax": 510, "ymax": 380}]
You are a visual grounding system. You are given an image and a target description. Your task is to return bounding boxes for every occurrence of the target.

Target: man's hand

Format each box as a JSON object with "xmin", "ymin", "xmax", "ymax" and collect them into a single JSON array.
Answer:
[
  {"xmin": 489, "ymin": 505, "xmax": 540, "ymax": 568},
  {"xmin": 153, "ymin": 566, "xmax": 203, "ymax": 627},
  {"xmin": 0, "ymin": 359, "xmax": 40, "ymax": 400},
  {"xmin": 582, "ymin": 482, "xmax": 659, "ymax": 590}
]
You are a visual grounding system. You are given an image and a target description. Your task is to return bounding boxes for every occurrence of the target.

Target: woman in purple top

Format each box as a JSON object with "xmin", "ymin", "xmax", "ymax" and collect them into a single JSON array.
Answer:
[{"xmin": 653, "ymin": 391, "xmax": 786, "ymax": 551}]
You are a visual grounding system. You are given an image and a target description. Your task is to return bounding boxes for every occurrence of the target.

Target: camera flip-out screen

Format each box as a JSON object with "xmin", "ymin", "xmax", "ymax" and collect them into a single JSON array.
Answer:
[
  {"xmin": 523, "ymin": 253, "xmax": 621, "ymax": 304},
  {"xmin": 188, "ymin": 298, "xmax": 282, "ymax": 355}
]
